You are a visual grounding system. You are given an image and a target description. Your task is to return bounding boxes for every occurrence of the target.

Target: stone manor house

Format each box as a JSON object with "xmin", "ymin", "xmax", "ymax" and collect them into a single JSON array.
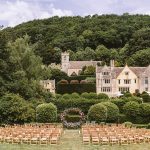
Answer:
[{"xmin": 61, "ymin": 52, "xmax": 150, "ymax": 97}]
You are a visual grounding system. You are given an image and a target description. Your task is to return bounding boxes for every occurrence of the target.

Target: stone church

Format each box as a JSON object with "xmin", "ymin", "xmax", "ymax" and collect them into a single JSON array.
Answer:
[
  {"xmin": 61, "ymin": 52, "xmax": 101, "ymax": 76},
  {"xmin": 61, "ymin": 52, "xmax": 150, "ymax": 97}
]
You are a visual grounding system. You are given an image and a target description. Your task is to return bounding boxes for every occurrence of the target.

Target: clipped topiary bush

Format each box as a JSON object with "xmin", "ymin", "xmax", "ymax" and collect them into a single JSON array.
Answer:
[
  {"xmin": 62, "ymin": 94, "xmax": 71, "ymax": 99},
  {"xmin": 101, "ymin": 102, "xmax": 119, "ymax": 122},
  {"xmin": 123, "ymin": 92, "xmax": 132, "ymax": 97},
  {"xmin": 88, "ymin": 92, "xmax": 97, "ymax": 99},
  {"xmin": 125, "ymin": 96, "xmax": 143, "ymax": 104},
  {"xmin": 139, "ymin": 103, "xmax": 150, "ymax": 117},
  {"xmin": 123, "ymin": 101, "xmax": 140, "ymax": 118},
  {"xmin": 123, "ymin": 121, "xmax": 132, "ymax": 128},
  {"xmin": 118, "ymin": 114, "xmax": 127, "ymax": 123},
  {"xmin": 53, "ymin": 98, "xmax": 101, "ymax": 114},
  {"xmin": 81, "ymin": 92, "xmax": 89, "ymax": 99},
  {"xmin": 147, "ymin": 123, "xmax": 150, "ymax": 129},
  {"xmin": 111, "ymin": 98, "xmax": 126, "ymax": 113},
  {"xmin": 71, "ymin": 93, "xmax": 80, "ymax": 99},
  {"xmin": 70, "ymin": 80, "xmax": 79, "ymax": 84},
  {"xmin": 97, "ymin": 93, "xmax": 109, "ymax": 99},
  {"xmin": 65, "ymin": 115, "xmax": 81, "ymax": 123},
  {"xmin": 141, "ymin": 92, "xmax": 150, "ymax": 102},
  {"xmin": 36, "ymin": 103, "xmax": 57, "ymax": 123},
  {"xmin": 80, "ymin": 80, "xmax": 87, "ymax": 84},
  {"xmin": 56, "ymin": 83, "xmax": 96, "ymax": 94},
  {"xmin": 85, "ymin": 77, "xmax": 96, "ymax": 83},
  {"xmin": 81, "ymin": 92, "xmax": 97, "ymax": 99},
  {"xmin": 55, "ymin": 94, "xmax": 62, "ymax": 99},
  {"xmin": 88, "ymin": 103, "xmax": 107, "ymax": 123},
  {"xmin": 59, "ymin": 80, "xmax": 69, "ymax": 84}
]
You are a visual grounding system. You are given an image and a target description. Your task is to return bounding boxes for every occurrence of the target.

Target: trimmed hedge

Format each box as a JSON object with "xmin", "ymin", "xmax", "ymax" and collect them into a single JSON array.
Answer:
[
  {"xmin": 101, "ymin": 102, "xmax": 119, "ymax": 122},
  {"xmin": 52, "ymin": 98, "xmax": 102, "ymax": 114},
  {"xmin": 67, "ymin": 75, "xmax": 95, "ymax": 82},
  {"xmin": 81, "ymin": 92, "xmax": 97, "ymax": 99},
  {"xmin": 56, "ymin": 83, "xmax": 96, "ymax": 94},
  {"xmin": 124, "ymin": 122, "xmax": 132, "ymax": 128},
  {"xmin": 88, "ymin": 103, "xmax": 107, "ymax": 123},
  {"xmin": 65, "ymin": 115, "xmax": 81, "ymax": 122},
  {"xmin": 139, "ymin": 103, "xmax": 150, "ymax": 117},
  {"xmin": 141, "ymin": 93, "xmax": 150, "ymax": 102},
  {"xmin": 111, "ymin": 99, "xmax": 127, "ymax": 113},
  {"xmin": 97, "ymin": 93, "xmax": 109, "ymax": 99},
  {"xmin": 118, "ymin": 114, "xmax": 127, "ymax": 123},
  {"xmin": 36, "ymin": 103, "xmax": 57, "ymax": 123}
]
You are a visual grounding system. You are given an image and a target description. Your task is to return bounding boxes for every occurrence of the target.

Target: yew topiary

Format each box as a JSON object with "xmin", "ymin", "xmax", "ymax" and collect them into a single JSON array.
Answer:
[
  {"xmin": 88, "ymin": 103, "xmax": 107, "ymax": 123},
  {"xmin": 101, "ymin": 102, "xmax": 119, "ymax": 122},
  {"xmin": 36, "ymin": 103, "xmax": 57, "ymax": 123}
]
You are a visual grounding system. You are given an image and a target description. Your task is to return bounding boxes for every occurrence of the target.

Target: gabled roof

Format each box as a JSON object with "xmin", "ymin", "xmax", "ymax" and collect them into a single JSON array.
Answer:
[
  {"xmin": 129, "ymin": 67, "xmax": 147, "ymax": 77},
  {"xmin": 68, "ymin": 61, "xmax": 101, "ymax": 69},
  {"xmin": 97, "ymin": 65, "xmax": 149, "ymax": 78}
]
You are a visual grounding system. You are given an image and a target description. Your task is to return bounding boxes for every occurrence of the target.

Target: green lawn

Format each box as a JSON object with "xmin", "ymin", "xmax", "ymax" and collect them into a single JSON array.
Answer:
[{"xmin": 0, "ymin": 130, "xmax": 150, "ymax": 150}]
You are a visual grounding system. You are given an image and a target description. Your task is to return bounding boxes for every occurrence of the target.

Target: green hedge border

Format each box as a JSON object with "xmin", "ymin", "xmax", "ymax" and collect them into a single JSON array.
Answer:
[{"xmin": 56, "ymin": 83, "xmax": 96, "ymax": 94}]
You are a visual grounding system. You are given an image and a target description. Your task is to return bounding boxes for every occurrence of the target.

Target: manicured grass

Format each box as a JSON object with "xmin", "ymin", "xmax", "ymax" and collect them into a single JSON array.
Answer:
[{"xmin": 0, "ymin": 129, "xmax": 150, "ymax": 150}]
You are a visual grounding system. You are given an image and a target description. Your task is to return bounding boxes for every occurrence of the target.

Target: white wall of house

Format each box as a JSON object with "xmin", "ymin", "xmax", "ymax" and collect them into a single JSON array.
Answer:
[
  {"xmin": 40, "ymin": 80, "xmax": 55, "ymax": 94},
  {"xmin": 116, "ymin": 65, "xmax": 139, "ymax": 94}
]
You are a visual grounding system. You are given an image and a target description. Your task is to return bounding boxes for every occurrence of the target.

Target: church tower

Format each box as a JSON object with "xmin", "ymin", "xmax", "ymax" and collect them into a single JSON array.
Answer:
[{"xmin": 61, "ymin": 52, "xmax": 69, "ymax": 74}]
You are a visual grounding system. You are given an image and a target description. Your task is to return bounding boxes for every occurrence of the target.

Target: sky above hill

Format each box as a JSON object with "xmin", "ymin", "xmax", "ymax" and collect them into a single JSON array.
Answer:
[{"xmin": 0, "ymin": 0, "xmax": 150, "ymax": 27}]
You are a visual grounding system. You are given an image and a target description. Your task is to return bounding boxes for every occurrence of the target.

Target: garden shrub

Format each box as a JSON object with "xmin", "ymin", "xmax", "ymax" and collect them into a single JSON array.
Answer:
[
  {"xmin": 147, "ymin": 123, "xmax": 150, "ymax": 129},
  {"xmin": 58, "ymin": 80, "xmax": 69, "ymax": 84},
  {"xmin": 123, "ymin": 122, "xmax": 132, "ymax": 128},
  {"xmin": 56, "ymin": 83, "xmax": 96, "ymax": 94},
  {"xmin": 65, "ymin": 115, "xmax": 81, "ymax": 123},
  {"xmin": 124, "ymin": 96, "xmax": 143, "ymax": 103},
  {"xmin": 135, "ymin": 124, "xmax": 148, "ymax": 129},
  {"xmin": 123, "ymin": 92, "xmax": 132, "ymax": 97},
  {"xmin": 53, "ymin": 98, "xmax": 101, "ymax": 114},
  {"xmin": 134, "ymin": 116, "xmax": 148, "ymax": 124},
  {"xmin": 67, "ymin": 75, "xmax": 95, "ymax": 82},
  {"xmin": 85, "ymin": 77, "xmax": 96, "ymax": 83},
  {"xmin": 81, "ymin": 92, "xmax": 90, "ymax": 99},
  {"xmin": 0, "ymin": 93, "xmax": 35, "ymax": 124},
  {"xmin": 88, "ymin": 103, "xmax": 107, "ymax": 123},
  {"xmin": 123, "ymin": 101, "xmax": 140, "ymax": 119},
  {"xmin": 62, "ymin": 94, "xmax": 71, "ymax": 99},
  {"xmin": 97, "ymin": 93, "xmax": 109, "ymax": 99},
  {"xmin": 80, "ymin": 80, "xmax": 87, "ymax": 84},
  {"xmin": 36, "ymin": 103, "xmax": 57, "ymax": 123},
  {"xmin": 81, "ymin": 92, "xmax": 97, "ymax": 99},
  {"xmin": 70, "ymin": 80, "xmax": 79, "ymax": 84},
  {"xmin": 71, "ymin": 93, "xmax": 80, "ymax": 99},
  {"xmin": 111, "ymin": 98, "xmax": 126, "ymax": 113},
  {"xmin": 141, "ymin": 92, "xmax": 150, "ymax": 102},
  {"xmin": 55, "ymin": 94, "xmax": 62, "ymax": 99},
  {"xmin": 139, "ymin": 103, "xmax": 150, "ymax": 117},
  {"xmin": 101, "ymin": 102, "xmax": 119, "ymax": 122},
  {"xmin": 118, "ymin": 114, "xmax": 127, "ymax": 123}
]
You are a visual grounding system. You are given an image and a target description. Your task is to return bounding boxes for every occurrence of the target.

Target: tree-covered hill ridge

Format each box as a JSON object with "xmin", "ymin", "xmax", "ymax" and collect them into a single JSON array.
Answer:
[{"xmin": 1, "ymin": 14, "xmax": 150, "ymax": 66}]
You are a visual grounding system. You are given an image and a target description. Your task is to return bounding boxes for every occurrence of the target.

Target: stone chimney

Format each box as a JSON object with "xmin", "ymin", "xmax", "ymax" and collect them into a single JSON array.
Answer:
[{"xmin": 110, "ymin": 60, "xmax": 115, "ymax": 68}]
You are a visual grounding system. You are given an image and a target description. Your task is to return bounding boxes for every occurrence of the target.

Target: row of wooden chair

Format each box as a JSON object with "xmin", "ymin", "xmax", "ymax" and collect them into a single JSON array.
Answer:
[
  {"xmin": 81, "ymin": 124, "xmax": 150, "ymax": 145},
  {"xmin": 0, "ymin": 124, "xmax": 63, "ymax": 145}
]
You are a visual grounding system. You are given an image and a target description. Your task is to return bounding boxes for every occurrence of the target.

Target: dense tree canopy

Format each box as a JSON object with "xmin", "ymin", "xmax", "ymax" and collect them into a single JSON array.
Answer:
[
  {"xmin": 0, "ymin": 35, "xmax": 52, "ymax": 99},
  {"xmin": 0, "ymin": 14, "xmax": 150, "ymax": 66}
]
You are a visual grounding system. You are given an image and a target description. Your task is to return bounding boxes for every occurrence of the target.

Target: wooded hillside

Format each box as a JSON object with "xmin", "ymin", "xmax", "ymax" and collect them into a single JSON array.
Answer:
[{"xmin": 1, "ymin": 14, "xmax": 150, "ymax": 66}]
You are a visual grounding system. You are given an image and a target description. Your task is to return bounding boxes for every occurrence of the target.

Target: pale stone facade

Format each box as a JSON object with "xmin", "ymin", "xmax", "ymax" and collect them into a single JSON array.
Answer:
[
  {"xmin": 40, "ymin": 80, "xmax": 55, "ymax": 94},
  {"xmin": 61, "ymin": 52, "xmax": 150, "ymax": 97},
  {"xmin": 96, "ymin": 62, "xmax": 150, "ymax": 97},
  {"xmin": 61, "ymin": 52, "xmax": 101, "ymax": 76}
]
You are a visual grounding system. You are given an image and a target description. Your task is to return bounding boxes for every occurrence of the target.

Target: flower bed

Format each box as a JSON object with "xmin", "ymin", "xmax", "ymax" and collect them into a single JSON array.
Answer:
[{"xmin": 60, "ymin": 108, "xmax": 85, "ymax": 129}]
